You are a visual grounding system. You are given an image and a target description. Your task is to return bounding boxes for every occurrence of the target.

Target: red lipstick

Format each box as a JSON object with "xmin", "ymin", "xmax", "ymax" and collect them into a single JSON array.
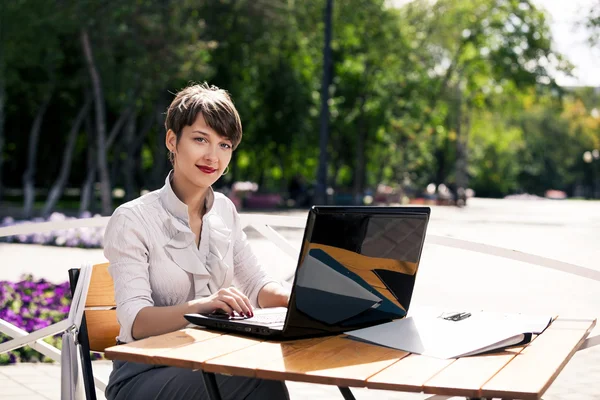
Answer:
[{"xmin": 197, "ymin": 165, "xmax": 217, "ymax": 174}]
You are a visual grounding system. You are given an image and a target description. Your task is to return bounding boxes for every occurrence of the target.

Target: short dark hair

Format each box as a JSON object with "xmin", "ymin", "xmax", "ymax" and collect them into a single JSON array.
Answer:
[{"xmin": 165, "ymin": 83, "xmax": 243, "ymax": 150}]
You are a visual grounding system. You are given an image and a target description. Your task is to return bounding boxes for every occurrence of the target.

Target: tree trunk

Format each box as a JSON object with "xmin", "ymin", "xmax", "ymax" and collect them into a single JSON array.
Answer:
[
  {"xmin": 352, "ymin": 95, "xmax": 368, "ymax": 205},
  {"xmin": 278, "ymin": 155, "xmax": 285, "ymax": 192},
  {"xmin": 0, "ymin": 67, "xmax": 5, "ymax": 203},
  {"xmin": 229, "ymin": 153, "xmax": 237, "ymax": 184},
  {"xmin": 0, "ymin": 0, "xmax": 4, "ymax": 202},
  {"xmin": 376, "ymin": 152, "xmax": 389, "ymax": 186},
  {"xmin": 81, "ymin": 29, "xmax": 112, "ymax": 215},
  {"xmin": 42, "ymin": 96, "xmax": 91, "ymax": 216},
  {"xmin": 315, "ymin": 0, "xmax": 333, "ymax": 205},
  {"xmin": 80, "ymin": 114, "xmax": 96, "ymax": 214},
  {"xmin": 434, "ymin": 116, "xmax": 451, "ymax": 186},
  {"xmin": 257, "ymin": 156, "xmax": 266, "ymax": 189},
  {"xmin": 455, "ymin": 89, "xmax": 470, "ymax": 205},
  {"xmin": 22, "ymin": 86, "xmax": 54, "ymax": 218},
  {"xmin": 110, "ymin": 147, "xmax": 120, "ymax": 189},
  {"xmin": 79, "ymin": 103, "xmax": 132, "ymax": 212},
  {"xmin": 150, "ymin": 97, "xmax": 168, "ymax": 189},
  {"xmin": 391, "ymin": 136, "xmax": 407, "ymax": 184},
  {"xmin": 331, "ymin": 157, "xmax": 341, "ymax": 189},
  {"xmin": 107, "ymin": 105, "xmax": 134, "ymax": 188},
  {"xmin": 132, "ymin": 101, "xmax": 161, "ymax": 190},
  {"xmin": 123, "ymin": 112, "xmax": 137, "ymax": 201}
]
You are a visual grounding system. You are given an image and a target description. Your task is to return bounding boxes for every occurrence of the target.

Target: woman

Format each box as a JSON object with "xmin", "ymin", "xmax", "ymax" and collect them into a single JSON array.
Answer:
[{"xmin": 103, "ymin": 83, "xmax": 291, "ymax": 399}]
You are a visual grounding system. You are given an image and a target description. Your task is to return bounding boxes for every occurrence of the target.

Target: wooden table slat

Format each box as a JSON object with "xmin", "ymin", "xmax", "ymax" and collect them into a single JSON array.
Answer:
[
  {"xmin": 103, "ymin": 317, "xmax": 594, "ymax": 399},
  {"xmin": 366, "ymin": 354, "xmax": 454, "ymax": 393},
  {"xmin": 422, "ymin": 346, "xmax": 524, "ymax": 398},
  {"xmin": 480, "ymin": 318, "xmax": 596, "ymax": 400},
  {"xmin": 153, "ymin": 333, "xmax": 263, "ymax": 370},
  {"xmin": 202, "ymin": 337, "xmax": 330, "ymax": 377},
  {"xmin": 253, "ymin": 336, "xmax": 410, "ymax": 387},
  {"xmin": 104, "ymin": 328, "xmax": 221, "ymax": 365}
]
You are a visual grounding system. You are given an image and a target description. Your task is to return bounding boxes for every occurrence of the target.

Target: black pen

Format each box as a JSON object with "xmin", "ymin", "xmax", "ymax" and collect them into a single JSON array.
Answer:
[{"xmin": 444, "ymin": 312, "xmax": 472, "ymax": 321}]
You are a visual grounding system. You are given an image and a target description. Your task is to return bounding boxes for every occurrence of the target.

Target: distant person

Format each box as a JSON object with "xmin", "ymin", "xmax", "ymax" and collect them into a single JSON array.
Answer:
[
  {"xmin": 288, "ymin": 174, "xmax": 308, "ymax": 207},
  {"xmin": 447, "ymin": 182, "xmax": 467, "ymax": 207},
  {"xmin": 102, "ymin": 83, "xmax": 290, "ymax": 399}
]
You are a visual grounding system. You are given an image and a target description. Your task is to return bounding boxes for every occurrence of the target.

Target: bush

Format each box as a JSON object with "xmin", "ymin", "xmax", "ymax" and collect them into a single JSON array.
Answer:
[{"xmin": 0, "ymin": 275, "xmax": 72, "ymax": 364}]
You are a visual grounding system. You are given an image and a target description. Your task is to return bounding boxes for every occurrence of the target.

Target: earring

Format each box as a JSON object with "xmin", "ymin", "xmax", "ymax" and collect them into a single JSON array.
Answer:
[{"xmin": 222, "ymin": 166, "xmax": 230, "ymax": 176}]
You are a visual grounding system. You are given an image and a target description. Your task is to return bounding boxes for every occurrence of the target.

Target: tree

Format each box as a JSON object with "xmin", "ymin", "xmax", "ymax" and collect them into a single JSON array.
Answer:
[
  {"xmin": 0, "ymin": 0, "xmax": 594, "ymax": 215},
  {"xmin": 42, "ymin": 95, "xmax": 91, "ymax": 216},
  {"xmin": 80, "ymin": 29, "xmax": 112, "ymax": 215},
  {"xmin": 583, "ymin": 0, "xmax": 600, "ymax": 47},
  {"xmin": 12, "ymin": 0, "xmax": 67, "ymax": 217},
  {"xmin": 402, "ymin": 0, "xmax": 570, "ymax": 193}
]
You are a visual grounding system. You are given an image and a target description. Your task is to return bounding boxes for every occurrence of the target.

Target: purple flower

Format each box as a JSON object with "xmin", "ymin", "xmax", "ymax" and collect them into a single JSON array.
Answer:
[
  {"xmin": 1, "ymin": 216, "xmax": 15, "ymax": 226},
  {"xmin": 48, "ymin": 212, "xmax": 66, "ymax": 222},
  {"xmin": 80, "ymin": 211, "xmax": 92, "ymax": 218},
  {"xmin": 16, "ymin": 234, "xmax": 29, "ymax": 243},
  {"xmin": 0, "ymin": 275, "xmax": 80, "ymax": 363},
  {"xmin": 32, "ymin": 318, "xmax": 50, "ymax": 331},
  {"xmin": 1, "ymin": 214, "xmax": 104, "ymax": 248}
]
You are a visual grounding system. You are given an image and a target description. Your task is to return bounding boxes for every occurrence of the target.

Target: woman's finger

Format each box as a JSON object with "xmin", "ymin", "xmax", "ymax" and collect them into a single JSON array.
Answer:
[
  {"xmin": 218, "ymin": 294, "xmax": 245, "ymax": 316},
  {"xmin": 219, "ymin": 288, "xmax": 251, "ymax": 316},
  {"xmin": 213, "ymin": 300, "xmax": 233, "ymax": 316},
  {"xmin": 229, "ymin": 287, "xmax": 253, "ymax": 316}
]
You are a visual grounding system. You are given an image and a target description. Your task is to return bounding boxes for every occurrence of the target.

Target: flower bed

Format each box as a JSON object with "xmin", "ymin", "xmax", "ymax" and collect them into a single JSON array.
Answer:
[
  {"xmin": 0, "ymin": 275, "xmax": 72, "ymax": 364},
  {"xmin": 0, "ymin": 275, "xmax": 104, "ymax": 364},
  {"xmin": 0, "ymin": 212, "xmax": 104, "ymax": 248}
]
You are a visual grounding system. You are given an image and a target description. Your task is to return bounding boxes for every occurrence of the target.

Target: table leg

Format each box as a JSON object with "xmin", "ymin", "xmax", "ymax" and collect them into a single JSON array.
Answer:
[
  {"xmin": 201, "ymin": 371, "xmax": 223, "ymax": 400},
  {"xmin": 338, "ymin": 386, "xmax": 357, "ymax": 400}
]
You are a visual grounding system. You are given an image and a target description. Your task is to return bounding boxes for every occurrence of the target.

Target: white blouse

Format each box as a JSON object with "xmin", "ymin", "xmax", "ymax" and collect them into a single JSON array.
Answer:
[{"xmin": 103, "ymin": 172, "xmax": 277, "ymax": 343}]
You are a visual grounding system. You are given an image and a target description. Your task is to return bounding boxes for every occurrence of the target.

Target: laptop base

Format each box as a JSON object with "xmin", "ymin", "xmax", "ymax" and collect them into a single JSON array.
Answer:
[{"xmin": 184, "ymin": 310, "xmax": 285, "ymax": 338}]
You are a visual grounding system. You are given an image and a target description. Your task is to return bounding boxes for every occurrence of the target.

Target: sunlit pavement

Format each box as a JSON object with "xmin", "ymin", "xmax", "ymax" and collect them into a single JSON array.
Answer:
[{"xmin": 1, "ymin": 198, "xmax": 599, "ymax": 399}]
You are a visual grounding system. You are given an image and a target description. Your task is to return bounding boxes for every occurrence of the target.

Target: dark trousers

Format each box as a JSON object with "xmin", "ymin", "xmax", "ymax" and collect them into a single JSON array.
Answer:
[{"xmin": 106, "ymin": 361, "xmax": 290, "ymax": 400}]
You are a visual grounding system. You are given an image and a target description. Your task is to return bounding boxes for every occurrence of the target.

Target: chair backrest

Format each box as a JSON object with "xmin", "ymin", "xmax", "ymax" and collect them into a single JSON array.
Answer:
[
  {"xmin": 81, "ymin": 263, "xmax": 120, "ymax": 352},
  {"xmin": 68, "ymin": 263, "xmax": 119, "ymax": 400}
]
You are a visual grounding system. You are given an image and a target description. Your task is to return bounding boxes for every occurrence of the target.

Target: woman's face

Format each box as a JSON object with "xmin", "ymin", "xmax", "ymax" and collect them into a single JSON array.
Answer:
[{"xmin": 166, "ymin": 113, "xmax": 233, "ymax": 189}]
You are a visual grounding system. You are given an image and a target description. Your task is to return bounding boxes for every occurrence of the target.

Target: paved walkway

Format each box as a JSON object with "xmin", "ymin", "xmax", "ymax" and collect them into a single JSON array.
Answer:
[{"xmin": 1, "ymin": 198, "xmax": 599, "ymax": 399}]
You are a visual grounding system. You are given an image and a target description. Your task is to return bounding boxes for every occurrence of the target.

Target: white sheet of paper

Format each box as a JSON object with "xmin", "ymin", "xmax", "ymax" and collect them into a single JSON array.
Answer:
[{"xmin": 346, "ymin": 311, "xmax": 551, "ymax": 359}]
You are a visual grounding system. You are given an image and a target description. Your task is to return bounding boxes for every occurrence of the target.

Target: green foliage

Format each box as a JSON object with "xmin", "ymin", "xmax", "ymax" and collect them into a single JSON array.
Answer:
[
  {"xmin": 469, "ymin": 110, "xmax": 525, "ymax": 197},
  {"xmin": 583, "ymin": 0, "xmax": 600, "ymax": 47},
  {"xmin": 1, "ymin": 0, "xmax": 598, "ymax": 205}
]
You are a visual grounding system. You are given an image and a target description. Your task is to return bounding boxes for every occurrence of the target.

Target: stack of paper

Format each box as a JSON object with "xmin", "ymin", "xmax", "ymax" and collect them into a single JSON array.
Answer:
[{"xmin": 345, "ymin": 311, "xmax": 551, "ymax": 359}]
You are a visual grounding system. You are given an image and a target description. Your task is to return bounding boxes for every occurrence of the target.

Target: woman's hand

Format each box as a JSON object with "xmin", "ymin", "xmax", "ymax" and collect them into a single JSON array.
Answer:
[{"xmin": 195, "ymin": 287, "xmax": 254, "ymax": 317}]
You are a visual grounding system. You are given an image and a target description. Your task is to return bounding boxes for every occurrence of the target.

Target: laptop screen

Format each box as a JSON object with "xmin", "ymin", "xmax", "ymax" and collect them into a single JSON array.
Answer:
[{"xmin": 283, "ymin": 206, "xmax": 430, "ymax": 338}]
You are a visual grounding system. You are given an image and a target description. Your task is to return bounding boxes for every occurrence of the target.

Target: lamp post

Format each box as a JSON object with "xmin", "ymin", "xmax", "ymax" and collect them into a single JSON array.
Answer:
[
  {"xmin": 583, "ymin": 149, "xmax": 600, "ymax": 198},
  {"xmin": 315, "ymin": 0, "xmax": 333, "ymax": 205}
]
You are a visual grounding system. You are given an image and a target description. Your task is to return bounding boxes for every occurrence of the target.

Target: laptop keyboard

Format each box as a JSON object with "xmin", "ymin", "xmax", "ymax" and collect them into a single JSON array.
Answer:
[
  {"xmin": 206, "ymin": 308, "xmax": 287, "ymax": 325},
  {"xmin": 246, "ymin": 312, "xmax": 286, "ymax": 325}
]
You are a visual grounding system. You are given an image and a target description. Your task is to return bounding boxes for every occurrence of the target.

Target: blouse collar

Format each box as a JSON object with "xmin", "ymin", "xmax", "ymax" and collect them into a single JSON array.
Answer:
[{"xmin": 159, "ymin": 170, "xmax": 215, "ymax": 224}]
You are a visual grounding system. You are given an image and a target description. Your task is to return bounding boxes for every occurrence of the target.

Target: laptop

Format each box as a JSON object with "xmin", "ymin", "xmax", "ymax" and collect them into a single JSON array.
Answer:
[{"xmin": 184, "ymin": 205, "xmax": 431, "ymax": 339}]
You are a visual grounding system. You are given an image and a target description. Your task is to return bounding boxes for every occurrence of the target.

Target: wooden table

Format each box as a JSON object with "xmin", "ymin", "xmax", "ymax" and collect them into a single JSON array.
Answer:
[{"xmin": 105, "ymin": 317, "xmax": 595, "ymax": 400}]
